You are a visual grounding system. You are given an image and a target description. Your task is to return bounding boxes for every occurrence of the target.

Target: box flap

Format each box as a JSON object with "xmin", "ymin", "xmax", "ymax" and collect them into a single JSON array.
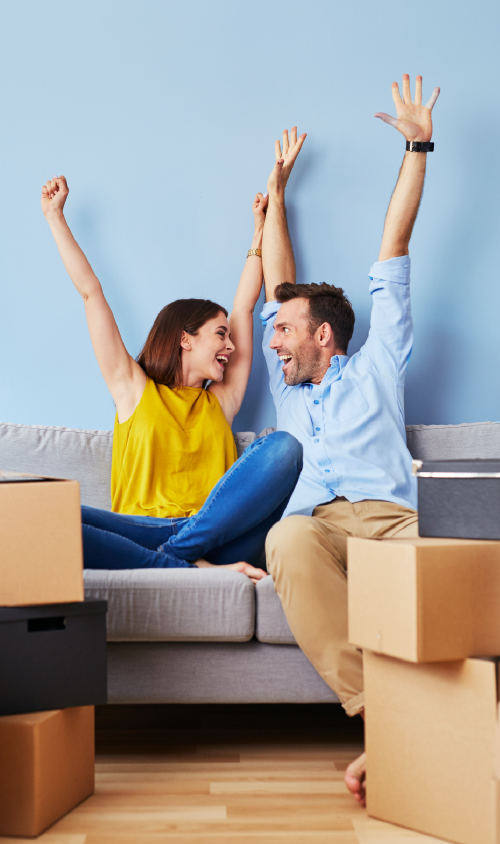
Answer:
[
  {"xmin": 0, "ymin": 471, "xmax": 75, "ymax": 483},
  {"xmin": 0, "ymin": 471, "xmax": 47, "ymax": 483}
]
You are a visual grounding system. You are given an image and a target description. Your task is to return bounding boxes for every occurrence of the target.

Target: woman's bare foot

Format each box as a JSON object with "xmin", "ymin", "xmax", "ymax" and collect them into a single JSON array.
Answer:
[
  {"xmin": 194, "ymin": 559, "xmax": 268, "ymax": 584},
  {"xmin": 345, "ymin": 752, "xmax": 366, "ymax": 807}
]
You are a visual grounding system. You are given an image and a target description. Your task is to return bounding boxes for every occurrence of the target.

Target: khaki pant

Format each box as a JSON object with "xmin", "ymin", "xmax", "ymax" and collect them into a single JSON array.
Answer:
[{"xmin": 265, "ymin": 498, "xmax": 419, "ymax": 717}]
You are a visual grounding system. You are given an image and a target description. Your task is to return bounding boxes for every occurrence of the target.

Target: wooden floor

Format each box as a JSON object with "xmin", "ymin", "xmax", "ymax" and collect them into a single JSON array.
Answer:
[{"xmin": 2, "ymin": 704, "xmax": 446, "ymax": 843}]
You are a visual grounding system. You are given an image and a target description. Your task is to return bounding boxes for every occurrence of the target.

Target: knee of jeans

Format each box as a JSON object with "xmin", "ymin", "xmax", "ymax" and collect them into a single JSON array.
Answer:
[
  {"xmin": 266, "ymin": 431, "xmax": 303, "ymax": 472},
  {"xmin": 81, "ymin": 506, "xmax": 92, "ymax": 524}
]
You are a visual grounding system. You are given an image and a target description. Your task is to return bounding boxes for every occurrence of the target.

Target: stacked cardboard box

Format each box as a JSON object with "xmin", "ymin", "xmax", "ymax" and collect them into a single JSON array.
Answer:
[
  {"xmin": 0, "ymin": 707, "xmax": 95, "ymax": 837},
  {"xmin": 0, "ymin": 471, "xmax": 107, "ymax": 836},
  {"xmin": 0, "ymin": 471, "xmax": 84, "ymax": 607},
  {"xmin": 348, "ymin": 536, "xmax": 500, "ymax": 844}
]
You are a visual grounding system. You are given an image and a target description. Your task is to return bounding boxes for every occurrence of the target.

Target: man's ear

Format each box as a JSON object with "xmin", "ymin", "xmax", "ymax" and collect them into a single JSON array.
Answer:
[
  {"xmin": 180, "ymin": 330, "xmax": 192, "ymax": 352},
  {"xmin": 317, "ymin": 322, "xmax": 334, "ymax": 347}
]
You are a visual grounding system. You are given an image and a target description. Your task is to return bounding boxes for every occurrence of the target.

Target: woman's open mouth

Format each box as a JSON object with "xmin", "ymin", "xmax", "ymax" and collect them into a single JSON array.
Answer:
[{"xmin": 216, "ymin": 355, "xmax": 228, "ymax": 369}]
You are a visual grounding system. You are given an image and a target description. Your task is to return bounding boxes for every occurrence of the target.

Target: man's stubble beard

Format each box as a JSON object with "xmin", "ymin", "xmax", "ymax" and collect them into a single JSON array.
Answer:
[{"xmin": 284, "ymin": 344, "xmax": 328, "ymax": 387}]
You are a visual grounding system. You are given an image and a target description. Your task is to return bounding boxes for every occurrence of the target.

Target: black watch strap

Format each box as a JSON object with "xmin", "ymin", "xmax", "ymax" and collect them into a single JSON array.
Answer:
[{"xmin": 406, "ymin": 140, "xmax": 434, "ymax": 152}]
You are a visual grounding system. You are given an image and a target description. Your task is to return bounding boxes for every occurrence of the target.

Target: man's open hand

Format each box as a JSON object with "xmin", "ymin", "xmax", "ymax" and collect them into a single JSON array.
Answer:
[
  {"xmin": 41, "ymin": 176, "xmax": 69, "ymax": 216},
  {"xmin": 267, "ymin": 126, "xmax": 307, "ymax": 197},
  {"xmin": 375, "ymin": 75, "xmax": 440, "ymax": 142}
]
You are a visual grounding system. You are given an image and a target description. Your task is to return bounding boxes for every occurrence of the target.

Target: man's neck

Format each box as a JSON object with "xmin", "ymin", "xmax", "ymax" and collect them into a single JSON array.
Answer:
[{"xmin": 308, "ymin": 349, "xmax": 346, "ymax": 385}]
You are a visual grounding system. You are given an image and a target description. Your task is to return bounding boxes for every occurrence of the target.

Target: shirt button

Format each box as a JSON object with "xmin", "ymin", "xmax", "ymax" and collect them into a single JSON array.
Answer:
[
  {"xmin": 314, "ymin": 438, "xmax": 319, "ymax": 443},
  {"xmin": 315, "ymin": 427, "xmax": 320, "ymax": 431},
  {"xmin": 325, "ymin": 469, "xmax": 330, "ymax": 473},
  {"xmin": 314, "ymin": 400, "xmax": 320, "ymax": 405}
]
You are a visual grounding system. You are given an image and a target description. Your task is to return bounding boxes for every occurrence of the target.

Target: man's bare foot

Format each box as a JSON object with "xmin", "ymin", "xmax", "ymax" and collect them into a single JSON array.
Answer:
[
  {"xmin": 345, "ymin": 751, "xmax": 366, "ymax": 807},
  {"xmin": 194, "ymin": 559, "xmax": 268, "ymax": 585}
]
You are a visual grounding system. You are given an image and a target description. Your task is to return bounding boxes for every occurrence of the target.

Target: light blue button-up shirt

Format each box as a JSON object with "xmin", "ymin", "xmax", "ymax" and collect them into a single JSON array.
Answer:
[{"xmin": 260, "ymin": 256, "xmax": 417, "ymax": 518}]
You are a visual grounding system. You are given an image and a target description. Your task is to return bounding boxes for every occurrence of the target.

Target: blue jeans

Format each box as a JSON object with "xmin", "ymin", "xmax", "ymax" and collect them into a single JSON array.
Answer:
[{"xmin": 82, "ymin": 431, "xmax": 303, "ymax": 569}]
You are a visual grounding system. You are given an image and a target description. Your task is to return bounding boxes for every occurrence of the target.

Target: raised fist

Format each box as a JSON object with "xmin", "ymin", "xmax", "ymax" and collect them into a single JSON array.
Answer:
[
  {"xmin": 41, "ymin": 176, "xmax": 69, "ymax": 216},
  {"xmin": 252, "ymin": 192, "xmax": 269, "ymax": 230}
]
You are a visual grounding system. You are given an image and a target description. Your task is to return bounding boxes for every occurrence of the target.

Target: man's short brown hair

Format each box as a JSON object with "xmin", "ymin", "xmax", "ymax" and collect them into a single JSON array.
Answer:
[{"xmin": 275, "ymin": 282, "xmax": 355, "ymax": 352}]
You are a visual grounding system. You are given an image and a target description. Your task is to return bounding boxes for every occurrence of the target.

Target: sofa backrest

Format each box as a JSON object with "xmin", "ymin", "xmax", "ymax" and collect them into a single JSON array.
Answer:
[
  {"xmin": 0, "ymin": 422, "xmax": 256, "ymax": 510},
  {"xmin": 1, "ymin": 420, "xmax": 500, "ymax": 511}
]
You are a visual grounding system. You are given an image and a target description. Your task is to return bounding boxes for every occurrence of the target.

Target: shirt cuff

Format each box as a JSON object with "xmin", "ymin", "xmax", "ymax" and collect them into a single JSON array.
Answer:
[
  {"xmin": 260, "ymin": 300, "xmax": 280, "ymax": 324},
  {"xmin": 369, "ymin": 255, "xmax": 411, "ymax": 284}
]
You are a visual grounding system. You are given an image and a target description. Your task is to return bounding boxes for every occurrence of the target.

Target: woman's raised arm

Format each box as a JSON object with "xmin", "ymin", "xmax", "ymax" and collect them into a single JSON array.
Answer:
[
  {"xmin": 41, "ymin": 177, "xmax": 146, "ymax": 421},
  {"xmin": 209, "ymin": 192, "xmax": 268, "ymax": 425}
]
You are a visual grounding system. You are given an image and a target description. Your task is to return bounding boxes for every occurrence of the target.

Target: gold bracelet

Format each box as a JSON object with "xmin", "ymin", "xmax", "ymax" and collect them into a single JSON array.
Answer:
[{"xmin": 247, "ymin": 248, "xmax": 262, "ymax": 258}]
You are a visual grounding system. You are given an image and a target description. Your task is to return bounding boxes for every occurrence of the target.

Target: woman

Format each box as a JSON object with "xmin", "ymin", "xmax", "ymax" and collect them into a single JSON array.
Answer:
[{"xmin": 41, "ymin": 175, "xmax": 302, "ymax": 583}]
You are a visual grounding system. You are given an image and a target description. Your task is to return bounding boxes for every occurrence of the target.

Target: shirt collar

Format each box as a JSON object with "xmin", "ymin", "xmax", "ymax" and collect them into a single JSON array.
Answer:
[
  {"xmin": 325, "ymin": 354, "xmax": 349, "ymax": 382},
  {"xmin": 330, "ymin": 354, "xmax": 349, "ymax": 370}
]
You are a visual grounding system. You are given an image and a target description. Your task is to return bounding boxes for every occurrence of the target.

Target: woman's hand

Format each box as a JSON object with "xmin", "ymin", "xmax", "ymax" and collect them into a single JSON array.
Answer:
[
  {"xmin": 375, "ymin": 75, "xmax": 440, "ymax": 142},
  {"xmin": 195, "ymin": 559, "xmax": 268, "ymax": 585},
  {"xmin": 252, "ymin": 192, "xmax": 269, "ymax": 233},
  {"xmin": 39, "ymin": 173, "xmax": 147, "ymax": 419},
  {"xmin": 41, "ymin": 176, "xmax": 69, "ymax": 217}
]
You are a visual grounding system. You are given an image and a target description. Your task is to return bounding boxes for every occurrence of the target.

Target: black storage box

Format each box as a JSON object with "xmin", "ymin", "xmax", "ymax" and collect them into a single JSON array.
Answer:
[
  {"xmin": 414, "ymin": 459, "xmax": 500, "ymax": 540},
  {"xmin": 0, "ymin": 598, "xmax": 107, "ymax": 716}
]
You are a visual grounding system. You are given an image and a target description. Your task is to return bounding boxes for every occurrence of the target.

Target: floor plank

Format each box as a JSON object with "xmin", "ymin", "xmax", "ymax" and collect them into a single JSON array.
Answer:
[{"xmin": 8, "ymin": 704, "xmax": 452, "ymax": 843}]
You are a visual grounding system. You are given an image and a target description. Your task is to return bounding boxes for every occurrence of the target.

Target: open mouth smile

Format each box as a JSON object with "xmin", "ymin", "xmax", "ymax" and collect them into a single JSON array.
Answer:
[
  {"xmin": 278, "ymin": 354, "xmax": 292, "ymax": 372},
  {"xmin": 216, "ymin": 355, "xmax": 229, "ymax": 369}
]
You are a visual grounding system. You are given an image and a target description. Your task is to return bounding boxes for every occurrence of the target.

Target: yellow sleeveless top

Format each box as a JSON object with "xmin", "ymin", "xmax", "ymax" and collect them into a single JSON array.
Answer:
[{"xmin": 111, "ymin": 378, "xmax": 237, "ymax": 518}]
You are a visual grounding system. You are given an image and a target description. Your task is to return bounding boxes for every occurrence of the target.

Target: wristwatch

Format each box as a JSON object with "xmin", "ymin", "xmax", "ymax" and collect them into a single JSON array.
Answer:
[{"xmin": 406, "ymin": 140, "xmax": 434, "ymax": 152}]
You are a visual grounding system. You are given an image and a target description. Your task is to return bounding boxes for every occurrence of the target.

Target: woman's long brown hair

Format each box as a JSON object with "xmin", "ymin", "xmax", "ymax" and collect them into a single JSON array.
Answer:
[{"xmin": 136, "ymin": 299, "xmax": 228, "ymax": 389}]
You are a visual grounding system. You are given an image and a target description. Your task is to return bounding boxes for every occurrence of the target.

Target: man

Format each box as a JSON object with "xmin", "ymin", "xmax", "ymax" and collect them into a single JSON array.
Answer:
[{"xmin": 260, "ymin": 75, "xmax": 440, "ymax": 806}]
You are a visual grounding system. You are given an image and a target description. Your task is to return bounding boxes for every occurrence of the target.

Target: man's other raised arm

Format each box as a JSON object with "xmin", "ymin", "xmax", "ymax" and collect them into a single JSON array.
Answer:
[
  {"xmin": 262, "ymin": 127, "xmax": 306, "ymax": 301},
  {"xmin": 361, "ymin": 76, "xmax": 440, "ymax": 382},
  {"xmin": 376, "ymin": 75, "xmax": 440, "ymax": 261}
]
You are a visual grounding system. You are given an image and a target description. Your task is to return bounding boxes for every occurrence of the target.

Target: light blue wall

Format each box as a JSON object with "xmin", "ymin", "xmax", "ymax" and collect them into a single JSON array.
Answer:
[{"xmin": 2, "ymin": 0, "xmax": 499, "ymax": 434}]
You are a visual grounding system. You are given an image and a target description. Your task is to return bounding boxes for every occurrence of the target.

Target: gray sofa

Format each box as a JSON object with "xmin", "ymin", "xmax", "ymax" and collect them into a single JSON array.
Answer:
[{"xmin": 2, "ymin": 419, "xmax": 500, "ymax": 705}]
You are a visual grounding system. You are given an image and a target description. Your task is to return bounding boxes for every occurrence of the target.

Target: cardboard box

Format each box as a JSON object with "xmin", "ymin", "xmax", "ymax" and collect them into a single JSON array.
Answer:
[
  {"xmin": 364, "ymin": 650, "xmax": 500, "ymax": 844},
  {"xmin": 348, "ymin": 536, "xmax": 500, "ymax": 662},
  {"xmin": 0, "ymin": 471, "xmax": 83, "ymax": 606},
  {"xmin": 0, "ymin": 599, "xmax": 108, "ymax": 715},
  {"xmin": 0, "ymin": 706, "xmax": 94, "ymax": 837}
]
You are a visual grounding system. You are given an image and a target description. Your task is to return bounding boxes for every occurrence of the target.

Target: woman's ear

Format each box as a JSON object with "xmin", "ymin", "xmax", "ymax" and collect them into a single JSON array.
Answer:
[{"xmin": 180, "ymin": 330, "xmax": 191, "ymax": 352}]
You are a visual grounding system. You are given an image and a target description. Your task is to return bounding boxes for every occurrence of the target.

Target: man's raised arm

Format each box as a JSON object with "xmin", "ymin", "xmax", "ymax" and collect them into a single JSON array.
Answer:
[
  {"xmin": 376, "ymin": 75, "xmax": 440, "ymax": 261},
  {"xmin": 262, "ymin": 127, "xmax": 307, "ymax": 301},
  {"xmin": 361, "ymin": 75, "xmax": 440, "ymax": 383}
]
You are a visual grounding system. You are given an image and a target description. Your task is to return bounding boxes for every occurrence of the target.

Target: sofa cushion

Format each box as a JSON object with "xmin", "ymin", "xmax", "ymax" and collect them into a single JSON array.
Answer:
[
  {"xmin": 84, "ymin": 567, "xmax": 255, "ymax": 642},
  {"xmin": 406, "ymin": 421, "xmax": 500, "ymax": 460},
  {"xmin": 255, "ymin": 576, "xmax": 296, "ymax": 644},
  {"xmin": 0, "ymin": 422, "xmax": 257, "ymax": 511}
]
